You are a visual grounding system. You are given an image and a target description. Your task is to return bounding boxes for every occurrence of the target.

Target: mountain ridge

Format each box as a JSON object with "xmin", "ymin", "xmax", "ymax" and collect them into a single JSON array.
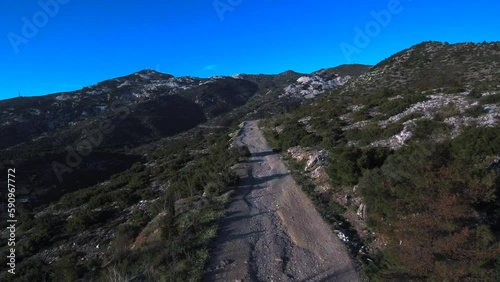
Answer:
[{"xmin": 0, "ymin": 64, "xmax": 368, "ymax": 151}]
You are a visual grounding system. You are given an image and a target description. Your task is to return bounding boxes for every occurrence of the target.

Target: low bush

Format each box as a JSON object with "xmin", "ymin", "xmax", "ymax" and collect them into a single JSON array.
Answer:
[
  {"xmin": 464, "ymin": 105, "xmax": 485, "ymax": 117},
  {"xmin": 480, "ymin": 93, "xmax": 500, "ymax": 105}
]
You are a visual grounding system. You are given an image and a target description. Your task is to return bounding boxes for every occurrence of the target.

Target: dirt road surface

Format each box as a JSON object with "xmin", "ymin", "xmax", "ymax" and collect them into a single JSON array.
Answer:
[{"xmin": 204, "ymin": 120, "xmax": 361, "ymax": 282}]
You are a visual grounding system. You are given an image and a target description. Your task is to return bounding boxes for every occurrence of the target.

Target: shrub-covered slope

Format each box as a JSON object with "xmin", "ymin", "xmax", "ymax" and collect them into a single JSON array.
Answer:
[{"xmin": 263, "ymin": 41, "xmax": 500, "ymax": 281}]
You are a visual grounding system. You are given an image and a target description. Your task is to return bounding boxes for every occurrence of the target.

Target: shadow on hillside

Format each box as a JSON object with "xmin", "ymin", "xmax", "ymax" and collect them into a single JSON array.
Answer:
[
  {"xmin": 251, "ymin": 150, "xmax": 275, "ymax": 157},
  {"xmin": 240, "ymin": 158, "xmax": 264, "ymax": 164}
]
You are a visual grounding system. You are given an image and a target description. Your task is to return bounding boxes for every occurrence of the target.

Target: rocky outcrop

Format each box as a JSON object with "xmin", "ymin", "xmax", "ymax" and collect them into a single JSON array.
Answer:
[
  {"xmin": 305, "ymin": 150, "xmax": 328, "ymax": 171},
  {"xmin": 370, "ymin": 124, "xmax": 413, "ymax": 149},
  {"xmin": 287, "ymin": 146, "xmax": 311, "ymax": 162},
  {"xmin": 287, "ymin": 146, "xmax": 328, "ymax": 172},
  {"xmin": 342, "ymin": 91, "xmax": 500, "ymax": 149},
  {"xmin": 282, "ymin": 74, "xmax": 351, "ymax": 99},
  {"xmin": 357, "ymin": 204, "xmax": 367, "ymax": 221},
  {"xmin": 487, "ymin": 156, "xmax": 500, "ymax": 172}
]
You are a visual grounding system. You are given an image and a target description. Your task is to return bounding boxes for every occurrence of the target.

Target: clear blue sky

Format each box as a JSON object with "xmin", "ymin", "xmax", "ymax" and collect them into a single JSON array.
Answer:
[{"xmin": 0, "ymin": 0, "xmax": 498, "ymax": 100}]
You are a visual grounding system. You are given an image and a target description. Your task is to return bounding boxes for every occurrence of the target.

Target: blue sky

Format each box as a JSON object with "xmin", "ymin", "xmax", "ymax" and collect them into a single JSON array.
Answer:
[{"xmin": 0, "ymin": 0, "xmax": 498, "ymax": 100}]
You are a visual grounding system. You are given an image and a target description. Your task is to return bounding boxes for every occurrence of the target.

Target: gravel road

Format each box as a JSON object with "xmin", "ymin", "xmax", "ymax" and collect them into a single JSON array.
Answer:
[{"xmin": 204, "ymin": 120, "xmax": 361, "ymax": 282}]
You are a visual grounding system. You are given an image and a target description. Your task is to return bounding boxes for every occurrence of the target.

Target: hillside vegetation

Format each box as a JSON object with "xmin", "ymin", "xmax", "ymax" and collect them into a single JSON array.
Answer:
[
  {"xmin": 0, "ymin": 125, "xmax": 245, "ymax": 281},
  {"xmin": 0, "ymin": 63, "xmax": 366, "ymax": 281},
  {"xmin": 263, "ymin": 41, "xmax": 500, "ymax": 281}
]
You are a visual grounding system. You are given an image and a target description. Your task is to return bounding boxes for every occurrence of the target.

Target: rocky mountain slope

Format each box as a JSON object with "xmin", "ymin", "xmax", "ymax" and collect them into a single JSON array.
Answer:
[
  {"xmin": 0, "ymin": 66, "xmax": 367, "ymax": 152},
  {"xmin": 0, "ymin": 70, "xmax": 252, "ymax": 150},
  {"xmin": 262, "ymin": 41, "xmax": 500, "ymax": 281}
]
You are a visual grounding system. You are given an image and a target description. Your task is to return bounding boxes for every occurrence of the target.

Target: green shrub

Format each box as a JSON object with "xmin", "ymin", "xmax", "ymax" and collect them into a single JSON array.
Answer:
[
  {"xmin": 66, "ymin": 209, "xmax": 106, "ymax": 233},
  {"xmin": 451, "ymin": 126, "xmax": 500, "ymax": 161},
  {"xmin": 443, "ymin": 86, "xmax": 466, "ymax": 94},
  {"xmin": 51, "ymin": 251, "xmax": 83, "ymax": 282},
  {"xmin": 480, "ymin": 93, "xmax": 500, "ymax": 105},
  {"xmin": 88, "ymin": 193, "xmax": 113, "ymax": 209},
  {"xmin": 464, "ymin": 105, "xmax": 485, "ymax": 117},
  {"xmin": 380, "ymin": 122, "xmax": 404, "ymax": 139},
  {"xmin": 469, "ymin": 87, "xmax": 484, "ymax": 98},
  {"xmin": 344, "ymin": 123, "xmax": 380, "ymax": 146},
  {"xmin": 411, "ymin": 119, "xmax": 451, "ymax": 140},
  {"xmin": 18, "ymin": 228, "xmax": 50, "ymax": 258},
  {"xmin": 327, "ymin": 146, "xmax": 363, "ymax": 186},
  {"xmin": 435, "ymin": 103, "xmax": 460, "ymax": 120},
  {"xmin": 299, "ymin": 134, "xmax": 322, "ymax": 147},
  {"xmin": 351, "ymin": 107, "xmax": 371, "ymax": 122}
]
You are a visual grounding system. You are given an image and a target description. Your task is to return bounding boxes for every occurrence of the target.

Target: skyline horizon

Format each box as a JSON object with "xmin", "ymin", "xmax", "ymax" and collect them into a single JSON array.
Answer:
[
  {"xmin": 3, "ymin": 39, "xmax": 498, "ymax": 101},
  {"xmin": 2, "ymin": 0, "xmax": 499, "ymax": 100}
]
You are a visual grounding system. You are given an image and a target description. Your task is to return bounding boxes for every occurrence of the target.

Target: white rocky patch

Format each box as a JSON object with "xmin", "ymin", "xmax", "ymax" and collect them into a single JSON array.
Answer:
[
  {"xmin": 334, "ymin": 230, "xmax": 349, "ymax": 242},
  {"xmin": 380, "ymin": 93, "xmax": 471, "ymax": 126},
  {"xmin": 55, "ymin": 94, "xmax": 72, "ymax": 101},
  {"xmin": 137, "ymin": 73, "xmax": 150, "ymax": 79},
  {"xmin": 282, "ymin": 74, "xmax": 351, "ymax": 99},
  {"xmin": 444, "ymin": 104, "xmax": 500, "ymax": 137},
  {"xmin": 352, "ymin": 93, "xmax": 500, "ymax": 149},
  {"xmin": 370, "ymin": 124, "xmax": 413, "ymax": 149},
  {"xmin": 348, "ymin": 104, "xmax": 364, "ymax": 112},
  {"xmin": 342, "ymin": 120, "xmax": 370, "ymax": 131},
  {"xmin": 117, "ymin": 80, "xmax": 131, "ymax": 88}
]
